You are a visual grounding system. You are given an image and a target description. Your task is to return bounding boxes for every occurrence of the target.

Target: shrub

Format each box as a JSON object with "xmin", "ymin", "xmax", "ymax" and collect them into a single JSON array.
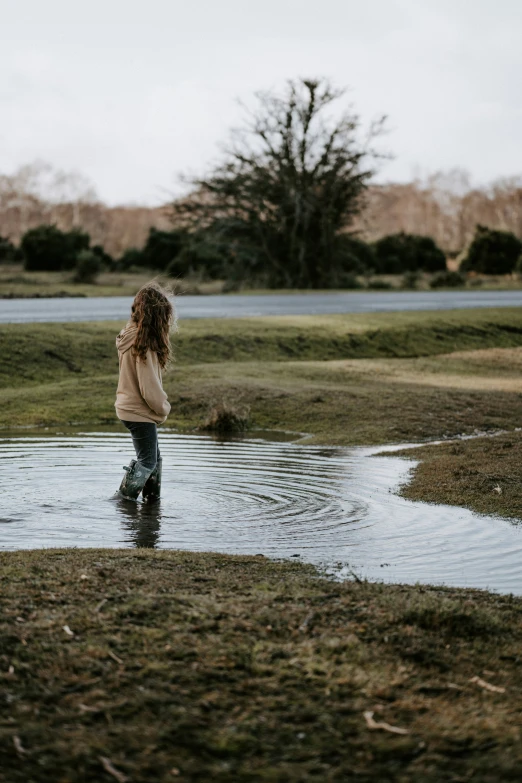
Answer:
[
  {"xmin": 339, "ymin": 273, "xmax": 363, "ymax": 290},
  {"xmin": 0, "ymin": 236, "xmax": 18, "ymax": 263},
  {"xmin": 337, "ymin": 236, "xmax": 376, "ymax": 275},
  {"xmin": 462, "ymin": 225, "xmax": 522, "ymax": 275},
  {"xmin": 201, "ymin": 401, "xmax": 250, "ymax": 434},
  {"xmin": 141, "ymin": 228, "xmax": 187, "ymax": 270},
  {"xmin": 21, "ymin": 225, "xmax": 90, "ymax": 271},
  {"xmin": 117, "ymin": 248, "xmax": 144, "ymax": 270},
  {"xmin": 72, "ymin": 250, "xmax": 102, "ymax": 284},
  {"xmin": 91, "ymin": 244, "xmax": 113, "ymax": 268},
  {"xmin": 167, "ymin": 240, "xmax": 226, "ymax": 281},
  {"xmin": 429, "ymin": 271, "xmax": 465, "ymax": 288},
  {"xmin": 401, "ymin": 271, "xmax": 420, "ymax": 289},
  {"xmin": 374, "ymin": 232, "xmax": 446, "ymax": 274}
]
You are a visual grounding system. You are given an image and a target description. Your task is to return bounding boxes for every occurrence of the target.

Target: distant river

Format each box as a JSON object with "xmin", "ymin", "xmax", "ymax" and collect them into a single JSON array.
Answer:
[{"xmin": 2, "ymin": 290, "xmax": 522, "ymax": 323}]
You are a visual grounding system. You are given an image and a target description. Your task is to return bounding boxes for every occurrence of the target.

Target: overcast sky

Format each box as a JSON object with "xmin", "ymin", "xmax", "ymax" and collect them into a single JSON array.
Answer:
[{"xmin": 2, "ymin": 0, "xmax": 521, "ymax": 205}]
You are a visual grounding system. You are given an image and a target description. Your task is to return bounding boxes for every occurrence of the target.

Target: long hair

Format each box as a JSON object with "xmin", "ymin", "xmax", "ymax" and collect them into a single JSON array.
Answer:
[{"xmin": 131, "ymin": 282, "xmax": 175, "ymax": 370}]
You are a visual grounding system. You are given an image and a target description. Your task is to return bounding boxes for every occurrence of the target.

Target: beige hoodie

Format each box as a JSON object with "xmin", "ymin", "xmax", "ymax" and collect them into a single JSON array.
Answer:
[{"xmin": 114, "ymin": 322, "xmax": 171, "ymax": 424}]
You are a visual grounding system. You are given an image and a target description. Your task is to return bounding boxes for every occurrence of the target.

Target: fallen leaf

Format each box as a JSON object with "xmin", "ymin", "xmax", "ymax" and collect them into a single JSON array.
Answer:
[
  {"xmin": 62, "ymin": 625, "xmax": 75, "ymax": 637},
  {"xmin": 493, "ymin": 485, "xmax": 502, "ymax": 494},
  {"xmin": 469, "ymin": 676, "xmax": 505, "ymax": 694},
  {"xmin": 364, "ymin": 710, "xmax": 409, "ymax": 735},
  {"xmin": 99, "ymin": 756, "xmax": 129, "ymax": 783}
]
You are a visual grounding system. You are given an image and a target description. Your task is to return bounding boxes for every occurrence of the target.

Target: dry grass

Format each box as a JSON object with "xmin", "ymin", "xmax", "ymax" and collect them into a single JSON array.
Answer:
[
  {"xmin": 201, "ymin": 401, "xmax": 251, "ymax": 434},
  {"xmin": 2, "ymin": 548, "xmax": 522, "ymax": 782},
  {"xmin": 0, "ymin": 266, "xmax": 225, "ymax": 298},
  {"xmin": 393, "ymin": 430, "xmax": 522, "ymax": 519}
]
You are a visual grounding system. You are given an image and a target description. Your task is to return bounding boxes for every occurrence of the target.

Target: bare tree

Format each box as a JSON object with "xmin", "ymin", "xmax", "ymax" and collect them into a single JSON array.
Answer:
[{"xmin": 172, "ymin": 78, "xmax": 387, "ymax": 287}]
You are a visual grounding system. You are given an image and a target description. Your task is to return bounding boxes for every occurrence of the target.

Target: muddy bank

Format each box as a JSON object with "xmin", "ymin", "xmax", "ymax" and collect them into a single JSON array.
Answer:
[{"xmin": 395, "ymin": 430, "xmax": 522, "ymax": 520}]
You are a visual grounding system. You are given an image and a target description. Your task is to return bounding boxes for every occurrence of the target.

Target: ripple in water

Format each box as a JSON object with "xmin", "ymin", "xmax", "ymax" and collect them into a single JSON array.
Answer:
[{"xmin": 1, "ymin": 430, "xmax": 522, "ymax": 595}]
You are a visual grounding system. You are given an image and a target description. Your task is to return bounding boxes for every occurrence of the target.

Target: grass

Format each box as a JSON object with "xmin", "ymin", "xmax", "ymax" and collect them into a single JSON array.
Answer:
[
  {"xmin": 4, "ymin": 263, "xmax": 522, "ymax": 297},
  {"xmin": 0, "ymin": 266, "xmax": 222, "ymax": 298},
  {"xmin": 5, "ymin": 312, "xmax": 522, "ymax": 778},
  {"xmin": 393, "ymin": 430, "xmax": 522, "ymax": 519},
  {"xmin": 2, "ymin": 548, "xmax": 522, "ymax": 782},
  {"xmin": 4, "ymin": 310, "xmax": 522, "ymax": 445}
]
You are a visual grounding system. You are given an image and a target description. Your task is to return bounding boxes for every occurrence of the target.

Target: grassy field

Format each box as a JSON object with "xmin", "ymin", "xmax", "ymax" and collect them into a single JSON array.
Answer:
[
  {"xmin": 2, "ymin": 548, "xmax": 522, "ymax": 782},
  {"xmin": 0, "ymin": 266, "xmax": 222, "ymax": 298},
  {"xmin": 3, "ymin": 309, "xmax": 522, "ymax": 445}
]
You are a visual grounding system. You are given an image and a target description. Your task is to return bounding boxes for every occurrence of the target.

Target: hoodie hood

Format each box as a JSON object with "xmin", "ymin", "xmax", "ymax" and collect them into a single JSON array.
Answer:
[{"xmin": 116, "ymin": 322, "xmax": 138, "ymax": 354}]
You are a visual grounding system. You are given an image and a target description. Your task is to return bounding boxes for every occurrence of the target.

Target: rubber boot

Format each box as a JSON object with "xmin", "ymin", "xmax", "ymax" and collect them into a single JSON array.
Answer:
[
  {"xmin": 116, "ymin": 459, "xmax": 154, "ymax": 501},
  {"xmin": 142, "ymin": 457, "xmax": 162, "ymax": 502}
]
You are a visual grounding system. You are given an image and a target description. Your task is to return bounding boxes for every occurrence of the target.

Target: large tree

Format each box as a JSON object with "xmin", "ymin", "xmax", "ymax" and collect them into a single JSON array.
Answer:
[{"xmin": 172, "ymin": 79, "xmax": 387, "ymax": 288}]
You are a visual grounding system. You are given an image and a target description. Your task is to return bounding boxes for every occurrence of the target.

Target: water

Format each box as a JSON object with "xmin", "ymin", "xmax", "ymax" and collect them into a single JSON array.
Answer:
[
  {"xmin": 1, "ymin": 429, "xmax": 521, "ymax": 595},
  {"xmin": 3, "ymin": 290, "xmax": 522, "ymax": 323}
]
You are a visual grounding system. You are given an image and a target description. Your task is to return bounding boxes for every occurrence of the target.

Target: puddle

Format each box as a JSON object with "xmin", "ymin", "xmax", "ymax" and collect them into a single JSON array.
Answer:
[{"xmin": 1, "ymin": 429, "xmax": 522, "ymax": 595}]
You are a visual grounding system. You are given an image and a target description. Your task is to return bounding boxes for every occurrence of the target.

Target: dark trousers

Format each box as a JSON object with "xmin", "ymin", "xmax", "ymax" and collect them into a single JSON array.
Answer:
[{"xmin": 121, "ymin": 421, "xmax": 160, "ymax": 471}]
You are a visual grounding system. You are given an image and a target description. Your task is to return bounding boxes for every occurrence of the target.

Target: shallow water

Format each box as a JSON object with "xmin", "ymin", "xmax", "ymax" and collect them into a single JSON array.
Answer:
[{"xmin": 1, "ymin": 429, "xmax": 521, "ymax": 594}]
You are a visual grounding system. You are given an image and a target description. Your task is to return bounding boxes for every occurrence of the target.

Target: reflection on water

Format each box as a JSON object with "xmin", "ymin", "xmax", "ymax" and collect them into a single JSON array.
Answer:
[
  {"xmin": 1, "ymin": 429, "xmax": 522, "ymax": 595},
  {"xmin": 114, "ymin": 496, "xmax": 163, "ymax": 548}
]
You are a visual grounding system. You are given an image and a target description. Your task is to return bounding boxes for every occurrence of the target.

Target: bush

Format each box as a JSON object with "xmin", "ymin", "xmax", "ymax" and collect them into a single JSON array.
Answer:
[
  {"xmin": 401, "ymin": 271, "xmax": 420, "ymax": 289},
  {"xmin": 461, "ymin": 225, "xmax": 522, "ymax": 275},
  {"xmin": 167, "ymin": 240, "xmax": 227, "ymax": 281},
  {"xmin": 367, "ymin": 279, "xmax": 393, "ymax": 290},
  {"xmin": 141, "ymin": 228, "xmax": 187, "ymax": 270},
  {"xmin": 21, "ymin": 225, "xmax": 90, "ymax": 271},
  {"xmin": 72, "ymin": 250, "xmax": 102, "ymax": 284},
  {"xmin": 117, "ymin": 248, "xmax": 144, "ymax": 270},
  {"xmin": 336, "ymin": 236, "xmax": 376, "ymax": 275},
  {"xmin": 338, "ymin": 273, "xmax": 363, "ymax": 290},
  {"xmin": 91, "ymin": 244, "xmax": 113, "ymax": 269},
  {"xmin": 374, "ymin": 233, "xmax": 446, "ymax": 274},
  {"xmin": 429, "ymin": 271, "xmax": 465, "ymax": 288},
  {"xmin": 0, "ymin": 236, "xmax": 18, "ymax": 263}
]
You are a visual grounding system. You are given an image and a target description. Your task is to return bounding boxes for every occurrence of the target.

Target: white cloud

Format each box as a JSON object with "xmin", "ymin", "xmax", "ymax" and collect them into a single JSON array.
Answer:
[{"xmin": 1, "ymin": 0, "xmax": 521, "ymax": 203}]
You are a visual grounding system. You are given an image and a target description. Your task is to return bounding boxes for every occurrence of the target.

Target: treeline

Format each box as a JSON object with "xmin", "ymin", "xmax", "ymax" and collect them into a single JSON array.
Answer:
[
  {"xmin": 0, "ymin": 161, "xmax": 167, "ymax": 258},
  {"xmin": 361, "ymin": 171, "xmax": 522, "ymax": 253},
  {"xmin": 3, "ymin": 222, "xmax": 522, "ymax": 288},
  {"xmin": 2, "ymin": 164, "xmax": 522, "ymax": 259},
  {"xmin": 2, "ymin": 80, "xmax": 522, "ymax": 289}
]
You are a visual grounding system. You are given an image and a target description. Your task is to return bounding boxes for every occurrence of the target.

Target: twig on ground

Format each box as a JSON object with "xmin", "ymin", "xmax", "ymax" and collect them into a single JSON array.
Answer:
[
  {"xmin": 99, "ymin": 756, "xmax": 129, "ymax": 783},
  {"xmin": 364, "ymin": 711, "xmax": 409, "ymax": 735},
  {"xmin": 469, "ymin": 675, "xmax": 506, "ymax": 694},
  {"xmin": 13, "ymin": 736, "xmax": 26, "ymax": 758}
]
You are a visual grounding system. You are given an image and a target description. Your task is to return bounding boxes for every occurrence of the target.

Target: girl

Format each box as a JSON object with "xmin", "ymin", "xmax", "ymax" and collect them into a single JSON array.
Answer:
[{"xmin": 114, "ymin": 282, "xmax": 174, "ymax": 501}]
